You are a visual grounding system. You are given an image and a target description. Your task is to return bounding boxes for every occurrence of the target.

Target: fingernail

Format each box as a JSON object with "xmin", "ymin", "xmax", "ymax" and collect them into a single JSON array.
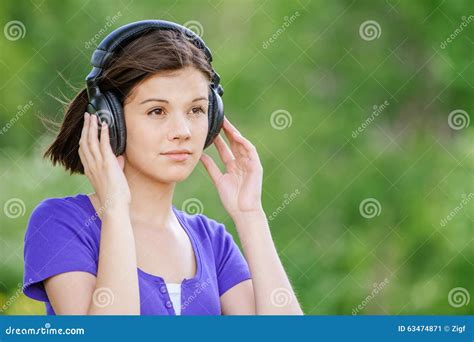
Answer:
[{"xmin": 102, "ymin": 121, "xmax": 107, "ymax": 128}]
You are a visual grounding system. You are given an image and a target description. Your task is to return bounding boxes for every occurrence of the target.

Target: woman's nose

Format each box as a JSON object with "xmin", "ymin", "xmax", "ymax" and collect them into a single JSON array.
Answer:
[{"xmin": 167, "ymin": 113, "xmax": 191, "ymax": 141}]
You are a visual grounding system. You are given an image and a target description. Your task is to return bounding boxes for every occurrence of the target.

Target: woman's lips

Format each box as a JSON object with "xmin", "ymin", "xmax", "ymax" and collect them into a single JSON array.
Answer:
[{"xmin": 160, "ymin": 153, "xmax": 191, "ymax": 162}]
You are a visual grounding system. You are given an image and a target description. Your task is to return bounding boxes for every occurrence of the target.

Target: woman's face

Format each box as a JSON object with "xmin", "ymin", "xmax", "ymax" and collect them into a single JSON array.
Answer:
[{"xmin": 123, "ymin": 66, "xmax": 210, "ymax": 183}]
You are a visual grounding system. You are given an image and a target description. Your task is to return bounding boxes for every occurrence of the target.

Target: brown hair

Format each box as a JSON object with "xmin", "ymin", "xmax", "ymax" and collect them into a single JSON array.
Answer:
[{"xmin": 43, "ymin": 29, "xmax": 214, "ymax": 175}]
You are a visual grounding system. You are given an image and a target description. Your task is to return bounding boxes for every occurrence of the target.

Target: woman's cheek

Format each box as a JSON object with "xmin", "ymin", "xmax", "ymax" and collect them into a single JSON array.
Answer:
[{"xmin": 195, "ymin": 116, "xmax": 209, "ymax": 143}]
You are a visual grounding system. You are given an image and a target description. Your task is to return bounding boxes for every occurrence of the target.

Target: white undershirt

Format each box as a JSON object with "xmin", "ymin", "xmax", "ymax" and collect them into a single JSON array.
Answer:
[{"xmin": 166, "ymin": 283, "xmax": 182, "ymax": 315}]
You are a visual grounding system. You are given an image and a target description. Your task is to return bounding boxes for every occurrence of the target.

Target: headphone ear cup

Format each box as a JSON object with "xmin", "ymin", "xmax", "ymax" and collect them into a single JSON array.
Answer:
[
  {"xmin": 204, "ymin": 87, "xmax": 224, "ymax": 149},
  {"xmin": 102, "ymin": 91, "xmax": 126, "ymax": 155},
  {"xmin": 87, "ymin": 94, "xmax": 118, "ymax": 155}
]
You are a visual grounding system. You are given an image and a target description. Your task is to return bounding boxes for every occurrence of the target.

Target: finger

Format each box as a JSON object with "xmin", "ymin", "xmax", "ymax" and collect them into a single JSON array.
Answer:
[
  {"xmin": 116, "ymin": 155, "xmax": 125, "ymax": 171},
  {"xmin": 79, "ymin": 113, "xmax": 95, "ymax": 170},
  {"xmin": 223, "ymin": 116, "xmax": 242, "ymax": 136},
  {"xmin": 77, "ymin": 147, "xmax": 87, "ymax": 173},
  {"xmin": 222, "ymin": 117, "xmax": 248, "ymax": 149},
  {"xmin": 224, "ymin": 126, "xmax": 260, "ymax": 162},
  {"xmin": 80, "ymin": 112, "xmax": 89, "ymax": 140},
  {"xmin": 223, "ymin": 132, "xmax": 247, "ymax": 159},
  {"xmin": 87, "ymin": 113, "xmax": 103, "ymax": 163},
  {"xmin": 99, "ymin": 121, "xmax": 114, "ymax": 161},
  {"xmin": 200, "ymin": 153, "xmax": 223, "ymax": 185},
  {"xmin": 221, "ymin": 119, "xmax": 251, "ymax": 159},
  {"xmin": 213, "ymin": 135, "xmax": 235, "ymax": 164},
  {"xmin": 222, "ymin": 117, "xmax": 241, "ymax": 144}
]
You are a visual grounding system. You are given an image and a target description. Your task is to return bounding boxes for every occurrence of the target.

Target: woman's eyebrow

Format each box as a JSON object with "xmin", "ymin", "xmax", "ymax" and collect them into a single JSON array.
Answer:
[
  {"xmin": 139, "ymin": 98, "xmax": 168, "ymax": 105},
  {"xmin": 139, "ymin": 97, "xmax": 208, "ymax": 105}
]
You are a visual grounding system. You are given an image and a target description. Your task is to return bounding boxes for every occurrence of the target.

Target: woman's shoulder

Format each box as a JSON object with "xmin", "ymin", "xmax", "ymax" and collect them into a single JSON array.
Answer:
[
  {"xmin": 32, "ymin": 193, "xmax": 87, "ymax": 210},
  {"xmin": 23, "ymin": 194, "xmax": 100, "ymax": 301},
  {"xmin": 26, "ymin": 193, "xmax": 98, "ymax": 238},
  {"xmin": 30, "ymin": 193, "xmax": 93, "ymax": 219}
]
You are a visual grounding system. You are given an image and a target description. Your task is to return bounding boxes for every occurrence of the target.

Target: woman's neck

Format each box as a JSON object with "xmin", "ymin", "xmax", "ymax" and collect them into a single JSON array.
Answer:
[
  {"xmin": 124, "ymin": 162, "xmax": 177, "ymax": 230},
  {"xmin": 129, "ymin": 180, "xmax": 175, "ymax": 228}
]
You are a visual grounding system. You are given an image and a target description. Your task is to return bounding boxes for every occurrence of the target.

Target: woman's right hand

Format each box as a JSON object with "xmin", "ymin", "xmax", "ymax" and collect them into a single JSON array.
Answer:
[{"xmin": 78, "ymin": 112, "xmax": 131, "ymax": 212}]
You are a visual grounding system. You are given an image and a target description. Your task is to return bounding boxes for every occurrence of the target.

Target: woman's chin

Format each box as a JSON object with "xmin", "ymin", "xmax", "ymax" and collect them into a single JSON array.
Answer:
[{"xmin": 153, "ymin": 167, "xmax": 192, "ymax": 184}]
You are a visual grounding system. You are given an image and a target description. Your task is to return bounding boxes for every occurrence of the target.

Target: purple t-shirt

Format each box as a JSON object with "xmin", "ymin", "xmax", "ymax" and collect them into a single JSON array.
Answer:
[{"xmin": 23, "ymin": 193, "xmax": 251, "ymax": 315}]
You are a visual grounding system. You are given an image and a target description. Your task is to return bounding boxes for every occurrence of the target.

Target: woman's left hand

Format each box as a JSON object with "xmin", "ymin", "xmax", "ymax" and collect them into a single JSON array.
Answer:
[{"xmin": 200, "ymin": 117, "xmax": 264, "ymax": 221}]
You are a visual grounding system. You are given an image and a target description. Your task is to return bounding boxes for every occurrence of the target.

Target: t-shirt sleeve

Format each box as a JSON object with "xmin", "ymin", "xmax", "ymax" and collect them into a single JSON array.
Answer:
[
  {"xmin": 23, "ymin": 198, "xmax": 98, "ymax": 302},
  {"xmin": 202, "ymin": 216, "xmax": 252, "ymax": 296}
]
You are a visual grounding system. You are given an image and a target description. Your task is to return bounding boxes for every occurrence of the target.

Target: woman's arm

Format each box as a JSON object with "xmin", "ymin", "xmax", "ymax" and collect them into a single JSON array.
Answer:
[
  {"xmin": 44, "ymin": 209, "xmax": 139, "ymax": 315},
  {"xmin": 89, "ymin": 207, "xmax": 140, "ymax": 314},
  {"xmin": 220, "ymin": 211, "xmax": 303, "ymax": 315},
  {"xmin": 234, "ymin": 210, "xmax": 303, "ymax": 314},
  {"xmin": 45, "ymin": 113, "xmax": 139, "ymax": 315},
  {"xmin": 200, "ymin": 117, "xmax": 303, "ymax": 315}
]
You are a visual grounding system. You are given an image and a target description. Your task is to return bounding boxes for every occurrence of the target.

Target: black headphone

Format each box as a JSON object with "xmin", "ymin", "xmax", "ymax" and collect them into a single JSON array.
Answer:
[{"xmin": 85, "ymin": 19, "xmax": 224, "ymax": 155}]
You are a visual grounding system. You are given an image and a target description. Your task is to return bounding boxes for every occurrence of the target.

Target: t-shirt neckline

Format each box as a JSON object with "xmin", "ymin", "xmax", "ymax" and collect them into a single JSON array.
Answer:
[{"xmin": 79, "ymin": 193, "xmax": 202, "ymax": 286}]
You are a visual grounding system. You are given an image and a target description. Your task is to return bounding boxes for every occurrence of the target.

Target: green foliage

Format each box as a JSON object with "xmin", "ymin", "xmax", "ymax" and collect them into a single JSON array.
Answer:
[{"xmin": 0, "ymin": 0, "xmax": 472, "ymax": 315}]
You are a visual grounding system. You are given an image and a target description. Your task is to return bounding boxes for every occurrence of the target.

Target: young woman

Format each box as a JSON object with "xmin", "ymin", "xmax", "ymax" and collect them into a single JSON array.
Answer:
[{"xmin": 23, "ymin": 22, "xmax": 302, "ymax": 315}]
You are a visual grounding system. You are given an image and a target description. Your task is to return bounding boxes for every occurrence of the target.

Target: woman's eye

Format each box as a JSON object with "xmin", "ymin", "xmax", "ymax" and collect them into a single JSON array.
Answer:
[
  {"xmin": 191, "ymin": 106, "xmax": 206, "ymax": 115},
  {"xmin": 147, "ymin": 108, "xmax": 164, "ymax": 116}
]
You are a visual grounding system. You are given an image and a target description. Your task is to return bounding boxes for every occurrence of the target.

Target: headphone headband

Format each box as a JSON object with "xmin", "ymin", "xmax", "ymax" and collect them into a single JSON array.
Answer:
[{"xmin": 85, "ymin": 19, "xmax": 223, "ymax": 95}]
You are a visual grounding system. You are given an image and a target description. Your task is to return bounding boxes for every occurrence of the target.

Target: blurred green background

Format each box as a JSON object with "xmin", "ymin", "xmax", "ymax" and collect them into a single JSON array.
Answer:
[{"xmin": 0, "ymin": 0, "xmax": 472, "ymax": 315}]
